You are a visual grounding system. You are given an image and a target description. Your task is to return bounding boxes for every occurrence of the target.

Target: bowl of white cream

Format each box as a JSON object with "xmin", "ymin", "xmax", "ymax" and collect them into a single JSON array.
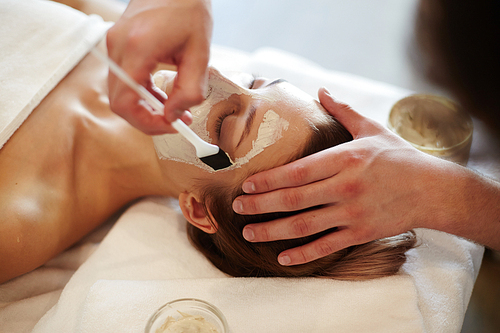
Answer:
[
  {"xmin": 388, "ymin": 94, "xmax": 473, "ymax": 166},
  {"xmin": 145, "ymin": 298, "xmax": 229, "ymax": 333}
]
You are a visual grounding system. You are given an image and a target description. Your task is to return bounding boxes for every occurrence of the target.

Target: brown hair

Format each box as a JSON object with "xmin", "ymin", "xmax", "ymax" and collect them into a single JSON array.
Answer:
[
  {"xmin": 188, "ymin": 112, "xmax": 416, "ymax": 280},
  {"xmin": 415, "ymin": 0, "xmax": 500, "ymax": 131}
]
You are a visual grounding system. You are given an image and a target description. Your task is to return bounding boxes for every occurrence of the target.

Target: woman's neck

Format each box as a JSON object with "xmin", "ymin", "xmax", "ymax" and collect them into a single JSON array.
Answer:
[
  {"xmin": 68, "ymin": 46, "xmax": 180, "ymax": 213},
  {"xmin": 75, "ymin": 116, "xmax": 180, "ymax": 210}
]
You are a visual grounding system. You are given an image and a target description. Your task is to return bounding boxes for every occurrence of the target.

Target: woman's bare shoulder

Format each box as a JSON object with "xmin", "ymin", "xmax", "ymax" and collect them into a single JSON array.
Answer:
[{"xmin": 0, "ymin": 179, "xmax": 72, "ymax": 283}]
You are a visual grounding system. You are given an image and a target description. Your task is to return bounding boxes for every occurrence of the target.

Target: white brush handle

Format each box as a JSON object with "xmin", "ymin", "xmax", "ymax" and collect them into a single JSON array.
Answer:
[
  {"xmin": 91, "ymin": 47, "xmax": 218, "ymax": 158},
  {"xmin": 171, "ymin": 120, "xmax": 218, "ymax": 157}
]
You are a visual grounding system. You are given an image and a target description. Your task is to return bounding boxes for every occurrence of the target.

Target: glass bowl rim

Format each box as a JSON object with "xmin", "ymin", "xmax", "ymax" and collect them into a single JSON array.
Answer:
[
  {"xmin": 145, "ymin": 298, "xmax": 229, "ymax": 333},
  {"xmin": 387, "ymin": 94, "xmax": 474, "ymax": 152}
]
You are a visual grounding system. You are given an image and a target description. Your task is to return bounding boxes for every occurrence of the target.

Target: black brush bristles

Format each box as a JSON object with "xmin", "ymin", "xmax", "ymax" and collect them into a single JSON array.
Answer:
[{"xmin": 200, "ymin": 149, "xmax": 232, "ymax": 170}]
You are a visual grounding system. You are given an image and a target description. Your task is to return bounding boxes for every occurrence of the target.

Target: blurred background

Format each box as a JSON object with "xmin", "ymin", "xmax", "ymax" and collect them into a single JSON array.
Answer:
[
  {"xmin": 211, "ymin": 0, "xmax": 437, "ymax": 94},
  {"xmin": 118, "ymin": 0, "xmax": 499, "ymax": 331}
]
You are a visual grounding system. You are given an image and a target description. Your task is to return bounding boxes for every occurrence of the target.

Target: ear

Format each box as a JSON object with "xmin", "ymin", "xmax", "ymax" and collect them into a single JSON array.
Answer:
[{"xmin": 178, "ymin": 192, "xmax": 218, "ymax": 234}]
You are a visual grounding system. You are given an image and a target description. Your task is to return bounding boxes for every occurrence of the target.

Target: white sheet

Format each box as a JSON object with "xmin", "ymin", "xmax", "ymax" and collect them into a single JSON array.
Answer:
[{"xmin": 0, "ymin": 0, "xmax": 111, "ymax": 149}]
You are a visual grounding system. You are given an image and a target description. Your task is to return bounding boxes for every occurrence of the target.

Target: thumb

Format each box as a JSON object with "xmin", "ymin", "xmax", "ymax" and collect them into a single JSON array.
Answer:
[{"xmin": 318, "ymin": 87, "xmax": 368, "ymax": 137}]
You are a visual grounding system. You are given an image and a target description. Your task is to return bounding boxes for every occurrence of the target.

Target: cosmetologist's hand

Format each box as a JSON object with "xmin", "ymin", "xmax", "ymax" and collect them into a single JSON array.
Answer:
[
  {"xmin": 233, "ymin": 87, "xmax": 463, "ymax": 265},
  {"xmin": 106, "ymin": 0, "xmax": 213, "ymax": 135}
]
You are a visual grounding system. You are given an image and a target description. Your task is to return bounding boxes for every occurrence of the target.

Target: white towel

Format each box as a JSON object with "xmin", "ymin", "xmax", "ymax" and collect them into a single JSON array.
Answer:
[
  {"xmin": 31, "ymin": 196, "xmax": 483, "ymax": 333},
  {"xmin": 33, "ymin": 197, "xmax": 425, "ymax": 333},
  {"xmin": 79, "ymin": 277, "xmax": 424, "ymax": 333},
  {"xmin": 0, "ymin": 0, "xmax": 111, "ymax": 149}
]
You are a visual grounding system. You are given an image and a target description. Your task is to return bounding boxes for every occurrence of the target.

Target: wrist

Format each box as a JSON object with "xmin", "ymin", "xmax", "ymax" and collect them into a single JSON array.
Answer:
[{"xmin": 425, "ymin": 160, "xmax": 500, "ymax": 249}]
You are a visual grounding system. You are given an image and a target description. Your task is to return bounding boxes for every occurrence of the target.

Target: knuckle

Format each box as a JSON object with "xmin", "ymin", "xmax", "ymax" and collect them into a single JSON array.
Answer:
[
  {"xmin": 280, "ymin": 190, "xmax": 303, "ymax": 210},
  {"xmin": 343, "ymin": 151, "xmax": 364, "ymax": 168},
  {"xmin": 290, "ymin": 216, "xmax": 311, "ymax": 237},
  {"xmin": 243, "ymin": 197, "xmax": 259, "ymax": 214},
  {"xmin": 344, "ymin": 203, "xmax": 365, "ymax": 220},
  {"xmin": 123, "ymin": 31, "xmax": 145, "ymax": 54},
  {"xmin": 258, "ymin": 225, "xmax": 271, "ymax": 242},
  {"xmin": 338, "ymin": 180, "xmax": 362, "ymax": 198},
  {"xmin": 295, "ymin": 248, "xmax": 310, "ymax": 265},
  {"xmin": 313, "ymin": 240, "xmax": 335, "ymax": 258},
  {"xmin": 289, "ymin": 164, "xmax": 308, "ymax": 185},
  {"xmin": 259, "ymin": 176, "xmax": 273, "ymax": 192}
]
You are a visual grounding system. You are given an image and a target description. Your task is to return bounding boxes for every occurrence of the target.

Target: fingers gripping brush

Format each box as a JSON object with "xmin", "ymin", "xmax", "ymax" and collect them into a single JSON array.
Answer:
[{"xmin": 91, "ymin": 48, "xmax": 232, "ymax": 171}]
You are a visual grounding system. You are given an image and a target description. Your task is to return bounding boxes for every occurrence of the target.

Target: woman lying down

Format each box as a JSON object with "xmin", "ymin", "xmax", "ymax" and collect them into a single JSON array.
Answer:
[{"xmin": 0, "ymin": 43, "xmax": 415, "ymax": 283}]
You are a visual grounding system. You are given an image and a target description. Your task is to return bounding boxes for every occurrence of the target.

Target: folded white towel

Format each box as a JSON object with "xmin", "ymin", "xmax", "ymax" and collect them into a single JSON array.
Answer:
[
  {"xmin": 78, "ymin": 277, "xmax": 424, "ymax": 333},
  {"xmin": 0, "ymin": 0, "xmax": 111, "ymax": 149},
  {"xmin": 33, "ymin": 198, "xmax": 425, "ymax": 333},
  {"xmin": 32, "ymin": 196, "xmax": 483, "ymax": 333}
]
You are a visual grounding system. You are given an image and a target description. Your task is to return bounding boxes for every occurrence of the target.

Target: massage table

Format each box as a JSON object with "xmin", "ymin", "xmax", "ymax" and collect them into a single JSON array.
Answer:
[{"xmin": 2, "ymin": 1, "xmax": 498, "ymax": 332}]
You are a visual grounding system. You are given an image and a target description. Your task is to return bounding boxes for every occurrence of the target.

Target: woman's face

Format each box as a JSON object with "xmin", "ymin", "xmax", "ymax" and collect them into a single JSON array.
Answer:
[{"xmin": 153, "ymin": 67, "xmax": 330, "ymax": 194}]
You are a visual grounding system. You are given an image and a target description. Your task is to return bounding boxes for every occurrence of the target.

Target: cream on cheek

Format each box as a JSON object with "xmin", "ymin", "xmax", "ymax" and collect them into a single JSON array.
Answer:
[{"xmin": 232, "ymin": 109, "xmax": 289, "ymax": 165}]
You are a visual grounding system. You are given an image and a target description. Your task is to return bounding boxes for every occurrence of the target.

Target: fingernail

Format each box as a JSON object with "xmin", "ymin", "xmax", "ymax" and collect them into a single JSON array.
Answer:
[
  {"xmin": 242, "ymin": 227, "xmax": 255, "ymax": 241},
  {"xmin": 322, "ymin": 87, "xmax": 332, "ymax": 96},
  {"xmin": 233, "ymin": 199, "xmax": 244, "ymax": 214},
  {"xmin": 278, "ymin": 254, "xmax": 291, "ymax": 266},
  {"xmin": 242, "ymin": 182, "xmax": 255, "ymax": 193}
]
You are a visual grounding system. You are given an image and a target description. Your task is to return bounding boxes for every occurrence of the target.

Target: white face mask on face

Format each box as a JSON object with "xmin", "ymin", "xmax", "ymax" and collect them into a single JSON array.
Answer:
[
  {"xmin": 152, "ymin": 69, "xmax": 244, "ymax": 172},
  {"xmin": 151, "ymin": 69, "xmax": 289, "ymax": 172}
]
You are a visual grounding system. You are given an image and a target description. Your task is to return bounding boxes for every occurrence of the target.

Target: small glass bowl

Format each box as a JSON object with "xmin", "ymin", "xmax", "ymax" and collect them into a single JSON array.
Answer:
[
  {"xmin": 387, "ymin": 94, "xmax": 473, "ymax": 166},
  {"xmin": 145, "ymin": 298, "xmax": 229, "ymax": 333}
]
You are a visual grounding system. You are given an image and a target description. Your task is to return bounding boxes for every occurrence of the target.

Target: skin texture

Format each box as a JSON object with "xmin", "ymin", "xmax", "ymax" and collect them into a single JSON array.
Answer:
[{"xmin": 106, "ymin": 0, "xmax": 213, "ymax": 135}]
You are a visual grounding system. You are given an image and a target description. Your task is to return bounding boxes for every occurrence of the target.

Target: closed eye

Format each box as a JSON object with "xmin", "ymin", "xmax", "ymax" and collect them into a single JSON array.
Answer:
[{"xmin": 214, "ymin": 108, "xmax": 235, "ymax": 137}]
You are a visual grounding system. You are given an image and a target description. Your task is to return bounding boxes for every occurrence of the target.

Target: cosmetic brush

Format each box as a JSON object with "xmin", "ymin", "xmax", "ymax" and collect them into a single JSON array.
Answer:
[{"xmin": 91, "ymin": 48, "xmax": 232, "ymax": 171}]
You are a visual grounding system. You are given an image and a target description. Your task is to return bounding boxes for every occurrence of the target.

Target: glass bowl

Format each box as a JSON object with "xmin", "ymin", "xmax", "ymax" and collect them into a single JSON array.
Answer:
[
  {"xmin": 145, "ymin": 298, "xmax": 229, "ymax": 333},
  {"xmin": 387, "ymin": 94, "xmax": 473, "ymax": 166}
]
